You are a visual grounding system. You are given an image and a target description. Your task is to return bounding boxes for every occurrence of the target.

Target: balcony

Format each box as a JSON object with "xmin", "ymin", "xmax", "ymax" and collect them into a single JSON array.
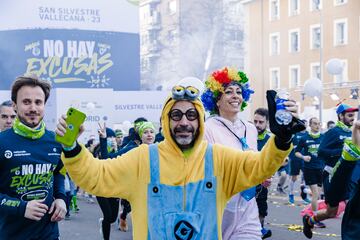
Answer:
[
  {"xmin": 146, "ymin": 12, "xmax": 161, "ymax": 30},
  {"xmin": 148, "ymin": 42, "xmax": 160, "ymax": 52}
]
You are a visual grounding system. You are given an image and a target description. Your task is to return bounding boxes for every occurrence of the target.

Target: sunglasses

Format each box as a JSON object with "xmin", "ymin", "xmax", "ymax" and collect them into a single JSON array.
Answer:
[
  {"xmin": 169, "ymin": 108, "xmax": 199, "ymax": 121},
  {"xmin": 172, "ymin": 85, "xmax": 200, "ymax": 101}
]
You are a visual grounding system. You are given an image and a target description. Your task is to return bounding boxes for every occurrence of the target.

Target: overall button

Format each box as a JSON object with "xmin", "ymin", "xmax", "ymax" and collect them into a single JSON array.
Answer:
[
  {"xmin": 153, "ymin": 186, "xmax": 159, "ymax": 193},
  {"xmin": 206, "ymin": 182, "xmax": 212, "ymax": 189}
]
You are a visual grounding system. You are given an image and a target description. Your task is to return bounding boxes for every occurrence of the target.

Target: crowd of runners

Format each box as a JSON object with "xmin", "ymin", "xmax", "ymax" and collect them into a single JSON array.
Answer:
[{"xmin": 0, "ymin": 70, "xmax": 359, "ymax": 240}]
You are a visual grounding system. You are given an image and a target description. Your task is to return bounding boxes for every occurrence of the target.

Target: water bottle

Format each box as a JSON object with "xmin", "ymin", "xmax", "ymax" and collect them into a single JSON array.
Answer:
[{"xmin": 275, "ymin": 90, "xmax": 293, "ymax": 125}]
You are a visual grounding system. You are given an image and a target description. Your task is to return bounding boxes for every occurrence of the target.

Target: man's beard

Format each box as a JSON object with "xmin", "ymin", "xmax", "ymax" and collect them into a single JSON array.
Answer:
[
  {"xmin": 18, "ymin": 114, "xmax": 43, "ymax": 128},
  {"xmin": 171, "ymin": 125, "xmax": 198, "ymax": 150},
  {"xmin": 257, "ymin": 127, "xmax": 266, "ymax": 135},
  {"xmin": 344, "ymin": 118, "xmax": 353, "ymax": 127}
]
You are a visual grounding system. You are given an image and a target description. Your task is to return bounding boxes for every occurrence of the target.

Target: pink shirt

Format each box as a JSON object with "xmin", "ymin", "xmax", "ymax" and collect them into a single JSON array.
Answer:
[{"xmin": 205, "ymin": 116, "xmax": 262, "ymax": 240}]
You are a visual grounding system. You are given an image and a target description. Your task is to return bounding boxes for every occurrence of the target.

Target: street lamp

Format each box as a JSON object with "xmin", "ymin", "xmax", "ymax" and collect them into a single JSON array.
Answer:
[
  {"xmin": 350, "ymin": 87, "xmax": 359, "ymax": 100},
  {"xmin": 330, "ymin": 93, "xmax": 340, "ymax": 101}
]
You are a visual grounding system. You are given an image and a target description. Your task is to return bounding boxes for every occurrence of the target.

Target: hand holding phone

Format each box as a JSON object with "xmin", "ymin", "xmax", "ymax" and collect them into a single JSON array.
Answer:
[{"xmin": 55, "ymin": 108, "xmax": 86, "ymax": 147}]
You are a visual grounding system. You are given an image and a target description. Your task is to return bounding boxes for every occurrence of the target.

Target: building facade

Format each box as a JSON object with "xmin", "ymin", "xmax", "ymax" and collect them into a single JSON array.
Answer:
[{"xmin": 243, "ymin": 0, "xmax": 360, "ymax": 122}]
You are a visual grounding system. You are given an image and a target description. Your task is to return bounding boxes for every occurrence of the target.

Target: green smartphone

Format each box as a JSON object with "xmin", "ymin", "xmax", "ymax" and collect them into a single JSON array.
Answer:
[{"xmin": 55, "ymin": 107, "xmax": 86, "ymax": 147}]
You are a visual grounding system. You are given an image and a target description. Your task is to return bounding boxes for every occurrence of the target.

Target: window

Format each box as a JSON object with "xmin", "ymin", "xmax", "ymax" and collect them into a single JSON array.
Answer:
[
  {"xmin": 269, "ymin": 0, "xmax": 280, "ymax": 20},
  {"xmin": 310, "ymin": 24, "xmax": 321, "ymax": 49},
  {"xmin": 334, "ymin": 0, "xmax": 347, "ymax": 6},
  {"xmin": 310, "ymin": 0, "xmax": 322, "ymax": 11},
  {"xmin": 141, "ymin": 58, "xmax": 150, "ymax": 71},
  {"xmin": 269, "ymin": 32, "xmax": 280, "ymax": 56},
  {"xmin": 310, "ymin": 62, "xmax": 321, "ymax": 80},
  {"xmin": 168, "ymin": 0, "xmax": 177, "ymax": 15},
  {"xmin": 149, "ymin": 11, "xmax": 160, "ymax": 25},
  {"xmin": 270, "ymin": 68, "xmax": 280, "ymax": 89},
  {"xmin": 230, "ymin": 30, "xmax": 244, "ymax": 42},
  {"xmin": 289, "ymin": 0, "xmax": 300, "ymax": 16},
  {"xmin": 334, "ymin": 19, "xmax": 348, "ymax": 45},
  {"xmin": 289, "ymin": 65, "xmax": 300, "ymax": 88},
  {"xmin": 289, "ymin": 29, "xmax": 300, "ymax": 53},
  {"xmin": 139, "ymin": 6, "xmax": 149, "ymax": 22},
  {"xmin": 334, "ymin": 59, "xmax": 348, "ymax": 83},
  {"xmin": 168, "ymin": 29, "xmax": 177, "ymax": 42},
  {"xmin": 229, "ymin": 2, "xmax": 242, "ymax": 16},
  {"xmin": 141, "ymin": 33, "xmax": 149, "ymax": 46}
]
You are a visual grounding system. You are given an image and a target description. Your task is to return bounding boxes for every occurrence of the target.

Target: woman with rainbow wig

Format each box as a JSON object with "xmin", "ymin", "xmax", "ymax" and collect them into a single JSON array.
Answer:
[{"xmin": 202, "ymin": 67, "xmax": 262, "ymax": 239}]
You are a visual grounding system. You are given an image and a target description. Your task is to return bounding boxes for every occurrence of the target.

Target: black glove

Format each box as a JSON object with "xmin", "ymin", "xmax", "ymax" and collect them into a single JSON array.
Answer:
[{"xmin": 266, "ymin": 90, "xmax": 306, "ymax": 149}]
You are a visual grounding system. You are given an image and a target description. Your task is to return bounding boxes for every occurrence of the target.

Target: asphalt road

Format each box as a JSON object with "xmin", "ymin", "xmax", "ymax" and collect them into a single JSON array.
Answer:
[{"xmin": 59, "ymin": 184, "xmax": 342, "ymax": 240}]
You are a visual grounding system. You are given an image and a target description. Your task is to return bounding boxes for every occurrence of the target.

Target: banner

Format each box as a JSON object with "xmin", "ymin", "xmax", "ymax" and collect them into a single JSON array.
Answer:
[
  {"xmin": 0, "ymin": 0, "xmax": 139, "ymax": 91},
  {"xmin": 112, "ymin": 91, "xmax": 169, "ymax": 124},
  {"xmin": 54, "ymin": 89, "xmax": 168, "ymax": 143},
  {"xmin": 55, "ymin": 88, "xmax": 115, "ymax": 143}
]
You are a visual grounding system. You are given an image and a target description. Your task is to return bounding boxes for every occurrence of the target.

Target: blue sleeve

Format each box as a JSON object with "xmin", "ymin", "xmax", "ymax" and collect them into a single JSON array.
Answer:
[
  {"xmin": 351, "ymin": 161, "xmax": 360, "ymax": 183},
  {"xmin": 295, "ymin": 136, "xmax": 305, "ymax": 153},
  {"xmin": 99, "ymin": 137, "xmax": 133, "ymax": 159},
  {"xmin": 99, "ymin": 137, "xmax": 109, "ymax": 159},
  {"xmin": 53, "ymin": 160, "xmax": 66, "ymax": 202},
  {"xmin": 0, "ymin": 193, "xmax": 27, "ymax": 217},
  {"xmin": 318, "ymin": 130, "xmax": 342, "ymax": 159}
]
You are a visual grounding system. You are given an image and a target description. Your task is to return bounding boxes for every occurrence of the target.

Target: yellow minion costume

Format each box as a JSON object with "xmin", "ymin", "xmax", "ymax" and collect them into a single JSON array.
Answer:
[{"xmin": 61, "ymin": 86, "xmax": 291, "ymax": 239}]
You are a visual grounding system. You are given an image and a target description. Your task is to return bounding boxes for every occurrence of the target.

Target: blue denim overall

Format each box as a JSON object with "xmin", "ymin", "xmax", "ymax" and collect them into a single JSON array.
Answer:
[{"xmin": 147, "ymin": 144, "xmax": 218, "ymax": 239}]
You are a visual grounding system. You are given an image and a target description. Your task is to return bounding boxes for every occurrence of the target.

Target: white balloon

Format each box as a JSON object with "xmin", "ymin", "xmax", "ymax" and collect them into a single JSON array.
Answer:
[
  {"xmin": 326, "ymin": 58, "xmax": 344, "ymax": 75},
  {"xmin": 304, "ymin": 78, "xmax": 323, "ymax": 97},
  {"xmin": 122, "ymin": 120, "xmax": 132, "ymax": 128},
  {"xmin": 86, "ymin": 102, "xmax": 95, "ymax": 110},
  {"xmin": 121, "ymin": 120, "xmax": 132, "ymax": 135}
]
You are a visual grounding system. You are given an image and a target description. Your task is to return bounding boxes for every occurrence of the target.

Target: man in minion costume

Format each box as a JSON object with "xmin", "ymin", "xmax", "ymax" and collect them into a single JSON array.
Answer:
[{"xmin": 56, "ymin": 79, "xmax": 305, "ymax": 239}]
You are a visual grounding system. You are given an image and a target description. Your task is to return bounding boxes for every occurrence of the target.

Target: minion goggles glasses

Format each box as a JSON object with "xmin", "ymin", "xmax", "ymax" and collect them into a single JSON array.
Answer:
[{"xmin": 172, "ymin": 85, "xmax": 200, "ymax": 101}]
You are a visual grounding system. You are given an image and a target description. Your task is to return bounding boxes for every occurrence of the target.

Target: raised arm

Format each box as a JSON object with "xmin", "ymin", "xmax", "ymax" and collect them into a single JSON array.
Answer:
[
  {"xmin": 56, "ymin": 114, "xmax": 145, "ymax": 200},
  {"xmin": 61, "ymin": 143, "xmax": 145, "ymax": 200},
  {"xmin": 215, "ymin": 136, "xmax": 292, "ymax": 197},
  {"xmin": 218, "ymin": 90, "xmax": 306, "ymax": 197}
]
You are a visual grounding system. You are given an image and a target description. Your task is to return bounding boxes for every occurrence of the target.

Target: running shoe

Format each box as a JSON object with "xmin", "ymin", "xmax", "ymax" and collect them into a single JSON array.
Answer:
[
  {"xmin": 314, "ymin": 221, "xmax": 326, "ymax": 228},
  {"xmin": 300, "ymin": 185, "xmax": 308, "ymax": 200},
  {"xmin": 288, "ymin": 194, "xmax": 295, "ymax": 204},
  {"xmin": 302, "ymin": 198, "xmax": 311, "ymax": 205},
  {"xmin": 261, "ymin": 228, "xmax": 272, "ymax": 239},
  {"xmin": 302, "ymin": 215, "xmax": 313, "ymax": 239},
  {"xmin": 276, "ymin": 186, "xmax": 286, "ymax": 195}
]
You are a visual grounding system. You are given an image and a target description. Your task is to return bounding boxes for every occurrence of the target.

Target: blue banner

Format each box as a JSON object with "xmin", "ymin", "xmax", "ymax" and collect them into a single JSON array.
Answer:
[{"xmin": 0, "ymin": 29, "xmax": 140, "ymax": 90}]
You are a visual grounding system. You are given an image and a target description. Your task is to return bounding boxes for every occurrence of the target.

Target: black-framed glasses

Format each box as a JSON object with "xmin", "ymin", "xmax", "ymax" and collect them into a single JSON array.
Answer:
[
  {"xmin": 172, "ymin": 85, "xmax": 200, "ymax": 101},
  {"xmin": 169, "ymin": 108, "xmax": 199, "ymax": 121}
]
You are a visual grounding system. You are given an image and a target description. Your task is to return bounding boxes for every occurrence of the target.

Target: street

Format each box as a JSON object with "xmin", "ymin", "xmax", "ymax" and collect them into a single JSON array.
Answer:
[{"xmin": 59, "ymin": 186, "xmax": 341, "ymax": 240}]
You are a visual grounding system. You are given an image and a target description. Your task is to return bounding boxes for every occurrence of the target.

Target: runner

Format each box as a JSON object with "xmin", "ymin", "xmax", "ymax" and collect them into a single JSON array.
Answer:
[
  {"xmin": 254, "ymin": 107, "xmax": 273, "ymax": 239},
  {"xmin": 0, "ymin": 75, "xmax": 66, "ymax": 239}
]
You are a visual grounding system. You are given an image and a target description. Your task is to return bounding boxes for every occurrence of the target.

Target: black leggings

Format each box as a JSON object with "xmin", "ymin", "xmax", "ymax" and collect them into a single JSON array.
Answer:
[
  {"xmin": 96, "ymin": 197, "xmax": 119, "ymax": 240},
  {"xmin": 120, "ymin": 199, "xmax": 131, "ymax": 220}
]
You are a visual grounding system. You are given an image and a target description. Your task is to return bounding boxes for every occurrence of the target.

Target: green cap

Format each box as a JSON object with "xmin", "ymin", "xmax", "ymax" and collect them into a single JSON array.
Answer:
[
  {"xmin": 138, "ymin": 122, "xmax": 155, "ymax": 137},
  {"xmin": 115, "ymin": 129, "xmax": 123, "ymax": 137}
]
